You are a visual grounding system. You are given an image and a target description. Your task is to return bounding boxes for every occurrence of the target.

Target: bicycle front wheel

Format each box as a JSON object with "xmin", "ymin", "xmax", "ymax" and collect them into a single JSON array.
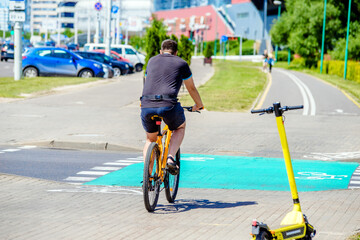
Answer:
[
  {"xmin": 165, "ymin": 149, "xmax": 180, "ymax": 203},
  {"xmin": 143, "ymin": 142, "xmax": 161, "ymax": 212}
]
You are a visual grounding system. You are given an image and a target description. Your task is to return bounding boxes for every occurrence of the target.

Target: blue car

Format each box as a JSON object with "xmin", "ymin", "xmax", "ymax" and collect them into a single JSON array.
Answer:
[{"xmin": 22, "ymin": 47, "xmax": 109, "ymax": 78}]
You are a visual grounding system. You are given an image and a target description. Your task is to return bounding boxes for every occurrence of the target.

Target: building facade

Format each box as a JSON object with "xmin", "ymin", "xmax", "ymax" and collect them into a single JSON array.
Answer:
[{"xmin": 154, "ymin": 0, "xmax": 281, "ymax": 42}]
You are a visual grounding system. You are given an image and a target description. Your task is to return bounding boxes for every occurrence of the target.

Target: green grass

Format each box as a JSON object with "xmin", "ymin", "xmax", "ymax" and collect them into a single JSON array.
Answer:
[
  {"xmin": 348, "ymin": 233, "xmax": 360, "ymax": 240},
  {"xmin": 0, "ymin": 77, "xmax": 100, "ymax": 98},
  {"xmin": 275, "ymin": 62, "xmax": 360, "ymax": 104},
  {"xmin": 180, "ymin": 60, "xmax": 267, "ymax": 112}
]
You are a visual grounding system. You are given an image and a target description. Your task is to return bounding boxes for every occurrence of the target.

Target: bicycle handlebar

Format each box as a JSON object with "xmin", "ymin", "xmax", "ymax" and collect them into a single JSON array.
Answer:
[
  {"xmin": 183, "ymin": 106, "xmax": 204, "ymax": 113},
  {"xmin": 251, "ymin": 103, "xmax": 303, "ymax": 116}
]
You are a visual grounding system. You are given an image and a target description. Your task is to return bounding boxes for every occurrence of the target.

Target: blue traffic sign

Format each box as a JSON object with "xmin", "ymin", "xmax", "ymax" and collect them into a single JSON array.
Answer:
[
  {"xmin": 111, "ymin": 5, "xmax": 119, "ymax": 14},
  {"xmin": 221, "ymin": 35, "xmax": 228, "ymax": 42},
  {"xmin": 94, "ymin": 2, "xmax": 102, "ymax": 11},
  {"xmin": 119, "ymin": 33, "xmax": 123, "ymax": 40}
]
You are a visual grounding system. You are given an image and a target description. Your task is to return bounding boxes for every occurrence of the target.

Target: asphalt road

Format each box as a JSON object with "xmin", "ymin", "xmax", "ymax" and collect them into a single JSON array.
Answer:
[
  {"xmin": 0, "ymin": 60, "xmax": 14, "ymax": 77},
  {"xmin": 260, "ymin": 68, "xmax": 360, "ymax": 116}
]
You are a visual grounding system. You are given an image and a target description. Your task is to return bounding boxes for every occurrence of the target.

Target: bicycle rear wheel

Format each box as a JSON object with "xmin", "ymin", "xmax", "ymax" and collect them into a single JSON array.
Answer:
[
  {"xmin": 165, "ymin": 149, "xmax": 180, "ymax": 203},
  {"xmin": 143, "ymin": 142, "xmax": 161, "ymax": 212}
]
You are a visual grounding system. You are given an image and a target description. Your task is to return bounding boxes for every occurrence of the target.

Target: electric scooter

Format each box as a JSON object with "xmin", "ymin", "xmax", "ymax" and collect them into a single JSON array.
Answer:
[{"xmin": 250, "ymin": 102, "xmax": 316, "ymax": 240}]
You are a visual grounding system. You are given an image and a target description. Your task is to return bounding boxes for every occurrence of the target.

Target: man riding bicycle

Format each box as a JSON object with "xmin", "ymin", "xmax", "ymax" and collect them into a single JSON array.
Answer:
[{"xmin": 140, "ymin": 39, "xmax": 204, "ymax": 174}]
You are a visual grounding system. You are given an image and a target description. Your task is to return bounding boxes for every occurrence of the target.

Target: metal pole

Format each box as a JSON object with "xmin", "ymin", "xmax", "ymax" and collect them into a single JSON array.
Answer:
[
  {"xmin": 57, "ymin": 8, "xmax": 61, "ymax": 45},
  {"xmin": 320, "ymin": 0, "xmax": 327, "ymax": 74},
  {"xmin": 344, "ymin": 0, "xmax": 352, "ymax": 80},
  {"xmin": 116, "ymin": 0, "xmax": 120, "ymax": 44},
  {"xmin": 239, "ymin": 36, "xmax": 242, "ymax": 61},
  {"xmin": 95, "ymin": 12, "xmax": 100, "ymax": 44},
  {"xmin": 275, "ymin": 5, "xmax": 281, "ymax": 62},
  {"xmin": 74, "ymin": 12, "xmax": 78, "ymax": 44},
  {"xmin": 14, "ymin": 21, "xmax": 22, "ymax": 81},
  {"xmin": 263, "ymin": 0, "xmax": 267, "ymax": 39},
  {"xmin": 105, "ymin": 0, "xmax": 112, "ymax": 55},
  {"xmin": 87, "ymin": 13, "xmax": 91, "ymax": 43},
  {"xmin": 214, "ymin": 9, "xmax": 218, "ymax": 56},
  {"xmin": 288, "ymin": 48, "xmax": 291, "ymax": 66}
]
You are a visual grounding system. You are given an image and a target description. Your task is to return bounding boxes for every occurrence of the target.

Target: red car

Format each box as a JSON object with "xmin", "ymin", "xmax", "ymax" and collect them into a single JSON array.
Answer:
[{"xmin": 93, "ymin": 49, "xmax": 131, "ymax": 63}]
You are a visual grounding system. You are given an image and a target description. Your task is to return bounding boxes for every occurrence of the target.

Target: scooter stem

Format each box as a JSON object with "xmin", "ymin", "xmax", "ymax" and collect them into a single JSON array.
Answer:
[{"xmin": 274, "ymin": 103, "xmax": 301, "ymax": 211}]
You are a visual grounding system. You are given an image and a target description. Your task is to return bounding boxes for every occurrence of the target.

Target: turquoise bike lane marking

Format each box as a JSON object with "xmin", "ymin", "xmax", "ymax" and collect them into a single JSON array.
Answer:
[{"xmin": 84, "ymin": 154, "xmax": 359, "ymax": 192}]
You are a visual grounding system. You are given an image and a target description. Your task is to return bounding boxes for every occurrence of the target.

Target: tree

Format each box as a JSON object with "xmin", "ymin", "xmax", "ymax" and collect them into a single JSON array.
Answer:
[
  {"xmin": 143, "ymin": 15, "xmax": 168, "ymax": 70},
  {"xmin": 178, "ymin": 35, "xmax": 193, "ymax": 66},
  {"xmin": 270, "ymin": 0, "xmax": 342, "ymax": 65},
  {"xmin": 204, "ymin": 42, "xmax": 214, "ymax": 58}
]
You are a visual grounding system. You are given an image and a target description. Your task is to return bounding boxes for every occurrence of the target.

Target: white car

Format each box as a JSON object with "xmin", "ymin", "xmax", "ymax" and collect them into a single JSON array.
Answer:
[{"xmin": 84, "ymin": 43, "xmax": 145, "ymax": 72}]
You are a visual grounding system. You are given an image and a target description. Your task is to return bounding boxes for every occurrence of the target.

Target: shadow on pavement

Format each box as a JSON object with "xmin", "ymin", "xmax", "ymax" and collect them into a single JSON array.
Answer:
[{"xmin": 154, "ymin": 199, "xmax": 257, "ymax": 214}]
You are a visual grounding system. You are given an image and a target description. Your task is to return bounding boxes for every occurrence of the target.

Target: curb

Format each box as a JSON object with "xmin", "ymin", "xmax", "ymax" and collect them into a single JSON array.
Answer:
[{"xmin": 23, "ymin": 140, "xmax": 141, "ymax": 152}]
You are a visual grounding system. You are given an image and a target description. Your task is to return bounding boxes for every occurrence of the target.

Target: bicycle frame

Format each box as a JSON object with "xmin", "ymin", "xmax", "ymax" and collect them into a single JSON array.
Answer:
[{"xmin": 155, "ymin": 125, "xmax": 173, "ymax": 182}]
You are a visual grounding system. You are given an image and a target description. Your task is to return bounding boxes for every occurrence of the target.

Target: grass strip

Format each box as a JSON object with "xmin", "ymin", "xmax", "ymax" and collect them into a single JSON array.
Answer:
[
  {"xmin": 180, "ymin": 60, "xmax": 267, "ymax": 112},
  {"xmin": 275, "ymin": 62, "xmax": 360, "ymax": 105},
  {"xmin": 0, "ymin": 77, "xmax": 99, "ymax": 98}
]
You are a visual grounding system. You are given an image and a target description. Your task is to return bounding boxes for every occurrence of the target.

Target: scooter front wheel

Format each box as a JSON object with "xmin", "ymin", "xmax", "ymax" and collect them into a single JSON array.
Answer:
[{"xmin": 256, "ymin": 231, "xmax": 271, "ymax": 240}]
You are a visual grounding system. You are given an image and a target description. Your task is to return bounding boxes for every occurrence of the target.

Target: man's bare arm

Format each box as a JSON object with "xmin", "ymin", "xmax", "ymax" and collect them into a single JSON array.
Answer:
[{"xmin": 184, "ymin": 76, "xmax": 204, "ymax": 111}]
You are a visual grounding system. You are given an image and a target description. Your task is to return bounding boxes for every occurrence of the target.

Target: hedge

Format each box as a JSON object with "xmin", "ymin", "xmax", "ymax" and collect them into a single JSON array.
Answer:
[{"xmin": 317, "ymin": 60, "xmax": 360, "ymax": 83}]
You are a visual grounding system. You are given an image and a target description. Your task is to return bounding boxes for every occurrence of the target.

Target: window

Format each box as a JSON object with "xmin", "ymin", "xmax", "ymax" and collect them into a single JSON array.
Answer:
[
  {"xmin": 58, "ymin": 2, "xmax": 77, "ymax": 7},
  {"xmin": 35, "ymin": 49, "xmax": 52, "ymax": 57},
  {"xmin": 111, "ymin": 48, "xmax": 122, "ymax": 54},
  {"xmin": 89, "ymin": 54, "xmax": 105, "ymax": 63},
  {"xmin": 237, "ymin": 12, "xmax": 249, "ymax": 18},
  {"xmin": 125, "ymin": 48, "xmax": 136, "ymax": 55},
  {"xmin": 61, "ymin": 23, "xmax": 74, "ymax": 28},
  {"xmin": 94, "ymin": 46, "xmax": 105, "ymax": 50},
  {"xmin": 61, "ymin": 12, "xmax": 74, "ymax": 18},
  {"xmin": 52, "ymin": 50, "xmax": 72, "ymax": 59}
]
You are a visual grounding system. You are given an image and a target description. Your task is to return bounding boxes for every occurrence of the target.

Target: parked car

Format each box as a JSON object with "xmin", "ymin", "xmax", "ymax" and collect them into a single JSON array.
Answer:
[
  {"xmin": 83, "ymin": 43, "xmax": 145, "ymax": 72},
  {"xmin": 67, "ymin": 43, "xmax": 79, "ymax": 51},
  {"xmin": 75, "ymin": 51, "xmax": 130, "ymax": 77},
  {"xmin": 93, "ymin": 49, "xmax": 134, "ymax": 73},
  {"xmin": 1, "ymin": 43, "xmax": 14, "ymax": 61},
  {"xmin": 22, "ymin": 47, "xmax": 110, "ymax": 78}
]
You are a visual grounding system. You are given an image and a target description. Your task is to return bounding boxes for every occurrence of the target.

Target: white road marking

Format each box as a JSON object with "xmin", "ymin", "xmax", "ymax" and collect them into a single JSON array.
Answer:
[
  {"xmin": 18, "ymin": 145, "xmax": 37, "ymax": 149},
  {"xmin": 349, "ymin": 180, "xmax": 360, "ymax": 185},
  {"xmin": 127, "ymin": 157, "xmax": 143, "ymax": 160},
  {"xmin": 48, "ymin": 186, "xmax": 142, "ymax": 195},
  {"xmin": 277, "ymin": 69, "xmax": 316, "ymax": 116},
  {"xmin": 91, "ymin": 166, "xmax": 121, "ymax": 171},
  {"xmin": 116, "ymin": 160, "xmax": 141, "ymax": 163},
  {"xmin": 304, "ymin": 151, "xmax": 360, "ymax": 161},
  {"xmin": 351, "ymin": 176, "xmax": 360, "ymax": 180},
  {"xmin": 103, "ymin": 162, "xmax": 132, "ymax": 166},
  {"xmin": 64, "ymin": 177, "xmax": 96, "ymax": 182},
  {"xmin": 2, "ymin": 149, "xmax": 21, "ymax": 152},
  {"xmin": 77, "ymin": 171, "xmax": 109, "ymax": 176},
  {"xmin": 335, "ymin": 109, "xmax": 344, "ymax": 113}
]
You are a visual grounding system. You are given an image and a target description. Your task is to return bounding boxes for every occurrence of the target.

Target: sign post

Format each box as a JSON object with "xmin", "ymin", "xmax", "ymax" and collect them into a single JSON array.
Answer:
[
  {"xmin": 9, "ymin": 0, "xmax": 25, "ymax": 81},
  {"xmin": 94, "ymin": 2, "xmax": 102, "ymax": 44}
]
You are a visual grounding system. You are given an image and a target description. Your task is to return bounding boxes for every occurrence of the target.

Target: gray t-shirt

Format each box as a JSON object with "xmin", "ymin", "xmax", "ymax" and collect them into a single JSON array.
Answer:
[{"xmin": 141, "ymin": 53, "xmax": 192, "ymax": 108}]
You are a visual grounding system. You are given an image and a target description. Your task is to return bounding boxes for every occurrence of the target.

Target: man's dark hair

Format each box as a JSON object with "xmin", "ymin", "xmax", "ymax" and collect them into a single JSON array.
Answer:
[{"xmin": 161, "ymin": 39, "xmax": 177, "ymax": 54}]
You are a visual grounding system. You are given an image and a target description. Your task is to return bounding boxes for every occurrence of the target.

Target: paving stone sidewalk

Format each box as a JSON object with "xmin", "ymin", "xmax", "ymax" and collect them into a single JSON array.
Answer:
[{"xmin": 0, "ymin": 173, "xmax": 359, "ymax": 240}]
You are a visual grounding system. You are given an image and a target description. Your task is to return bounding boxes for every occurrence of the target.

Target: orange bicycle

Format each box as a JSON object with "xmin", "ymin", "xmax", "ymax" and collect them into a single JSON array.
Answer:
[{"xmin": 143, "ymin": 106, "xmax": 200, "ymax": 212}]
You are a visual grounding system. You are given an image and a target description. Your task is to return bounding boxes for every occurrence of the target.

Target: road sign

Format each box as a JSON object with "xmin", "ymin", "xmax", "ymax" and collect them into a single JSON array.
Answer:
[
  {"xmin": 9, "ymin": 11, "xmax": 25, "ymax": 22},
  {"xmin": 221, "ymin": 35, "xmax": 228, "ymax": 42},
  {"xmin": 94, "ymin": 2, "xmax": 102, "ymax": 11},
  {"xmin": 111, "ymin": 5, "xmax": 119, "ymax": 14},
  {"xmin": 9, "ymin": 0, "xmax": 25, "ymax": 11},
  {"xmin": 119, "ymin": 33, "xmax": 123, "ymax": 39}
]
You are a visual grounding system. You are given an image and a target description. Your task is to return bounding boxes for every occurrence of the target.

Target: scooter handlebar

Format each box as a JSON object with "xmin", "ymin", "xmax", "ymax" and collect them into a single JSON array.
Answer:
[{"xmin": 251, "ymin": 104, "xmax": 303, "ymax": 115}]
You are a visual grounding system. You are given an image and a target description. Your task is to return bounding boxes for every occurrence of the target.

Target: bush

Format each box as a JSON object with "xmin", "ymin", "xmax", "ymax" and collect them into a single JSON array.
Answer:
[
  {"xmin": 204, "ymin": 42, "xmax": 214, "ymax": 58},
  {"xmin": 277, "ymin": 50, "xmax": 293, "ymax": 62},
  {"xmin": 317, "ymin": 60, "xmax": 360, "ymax": 83},
  {"xmin": 290, "ymin": 57, "xmax": 306, "ymax": 68}
]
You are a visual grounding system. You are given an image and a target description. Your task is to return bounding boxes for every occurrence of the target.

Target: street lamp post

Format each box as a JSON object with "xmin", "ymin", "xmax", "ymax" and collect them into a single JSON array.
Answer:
[
  {"xmin": 274, "ymin": 0, "xmax": 282, "ymax": 62},
  {"xmin": 320, "ymin": 0, "xmax": 327, "ymax": 74},
  {"xmin": 344, "ymin": 0, "xmax": 352, "ymax": 80}
]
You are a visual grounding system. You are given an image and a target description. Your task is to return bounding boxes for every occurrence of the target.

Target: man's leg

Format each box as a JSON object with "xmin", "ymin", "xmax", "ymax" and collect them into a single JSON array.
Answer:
[
  {"xmin": 167, "ymin": 121, "xmax": 186, "ymax": 165},
  {"xmin": 143, "ymin": 132, "xmax": 158, "ymax": 161}
]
